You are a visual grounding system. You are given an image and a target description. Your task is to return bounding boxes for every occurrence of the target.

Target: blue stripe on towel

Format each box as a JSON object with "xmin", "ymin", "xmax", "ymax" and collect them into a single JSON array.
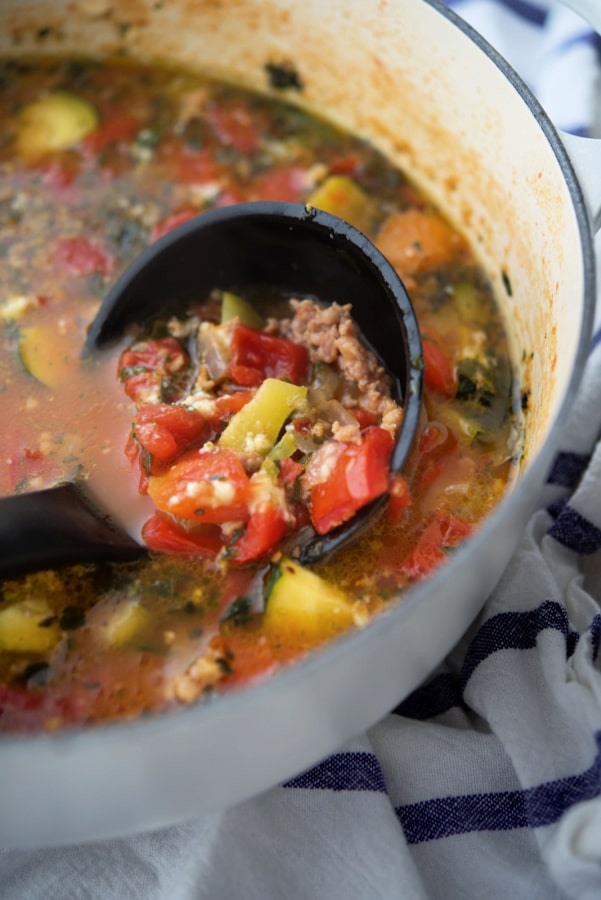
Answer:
[
  {"xmin": 282, "ymin": 751, "xmax": 388, "ymax": 792},
  {"xmin": 393, "ymin": 672, "xmax": 467, "ymax": 720},
  {"xmin": 282, "ymin": 734, "xmax": 601, "ymax": 845},
  {"xmin": 547, "ymin": 452, "xmax": 589, "ymax": 488},
  {"xmin": 396, "ymin": 730, "xmax": 601, "ymax": 843},
  {"xmin": 460, "ymin": 600, "xmax": 570, "ymax": 684},
  {"xmin": 591, "ymin": 614, "xmax": 601, "ymax": 661},
  {"xmin": 547, "ymin": 505, "xmax": 601, "ymax": 554},
  {"xmin": 393, "ymin": 601, "xmax": 581, "ymax": 722}
]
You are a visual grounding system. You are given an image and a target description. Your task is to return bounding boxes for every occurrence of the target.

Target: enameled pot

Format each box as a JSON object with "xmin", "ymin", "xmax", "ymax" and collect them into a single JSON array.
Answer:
[{"xmin": 0, "ymin": 0, "xmax": 599, "ymax": 847}]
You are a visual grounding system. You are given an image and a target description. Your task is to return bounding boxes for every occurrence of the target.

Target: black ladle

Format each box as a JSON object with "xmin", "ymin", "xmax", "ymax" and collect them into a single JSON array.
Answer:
[{"xmin": 0, "ymin": 201, "xmax": 423, "ymax": 577}]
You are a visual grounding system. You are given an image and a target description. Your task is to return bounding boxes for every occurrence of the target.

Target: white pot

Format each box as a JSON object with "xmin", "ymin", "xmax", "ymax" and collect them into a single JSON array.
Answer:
[{"xmin": 0, "ymin": 0, "xmax": 598, "ymax": 847}]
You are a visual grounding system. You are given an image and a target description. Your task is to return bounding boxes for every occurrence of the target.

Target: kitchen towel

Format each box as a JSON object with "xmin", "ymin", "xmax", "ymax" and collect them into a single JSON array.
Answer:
[{"xmin": 1, "ymin": 2, "xmax": 600, "ymax": 898}]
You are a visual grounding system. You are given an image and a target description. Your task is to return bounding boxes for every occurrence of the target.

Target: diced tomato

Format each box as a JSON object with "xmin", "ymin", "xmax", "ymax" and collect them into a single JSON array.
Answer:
[
  {"xmin": 52, "ymin": 235, "xmax": 115, "ymax": 277},
  {"xmin": 150, "ymin": 207, "xmax": 198, "ymax": 242},
  {"xmin": 0, "ymin": 685, "xmax": 84, "ymax": 733},
  {"xmin": 207, "ymin": 102, "xmax": 260, "ymax": 155},
  {"xmin": 39, "ymin": 157, "xmax": 81, "ymax": 194},
  {"xmin": 231, "ymin": 504, "xmax": 287, "ymax": 564},
  {"xmin": 401, "ymin": 509, "xmax": 471, "ymax": 579},
  {"xmin": 118, "ymin": 338, "xmax": 189, "ymax": 405},
  {"xmin": 350, "ymin": 407, "xmax": 377, "ymax": 429},
  {"xmin": 328, "ymin": 154, "xmax": 363, "ymax": 177},
  {"xmin": 279, "ymin": 457, "xmax": 304, "ymax": 488},
  {"xmin": 23, "ymin": 447, "xmax": 44, "ymax": 461},
  {"xmin": 416, "ymin": 422, "xmax": 459, "ymax": 490},
  {"xmin": 158, "ymin": 139, "xmax": 220, "ymax": 184},
  {"xmin": 147, "ymin": 446, "xmax": 250, "ymax": 524},
  {"xmin": 212, "ymin": 390, "xmax": 255, "ymax": 426},
  {"xmin": 247, "ymin": 165, "xmax": 307, "ymax": 202},
  {"xmin": 421, "ymin": 334, "xmax": 456, "ymax": 396},
  {"xmin": 82, "ymin": 115, "xmax": 139, "ymax": 155},
  {"xmin": 132, "ymin": 403, "xmax": 209, "ymax": 470},
  {"xmin": 229, "ymin": 324, "xmax": 309, "ymax": 387},
  {"xmin": 142, "ymin": 511, "xmax": 223, "ymax": 557},
  {"xmin": 310, "ymin": 426, "xmax": 393, "ymax": 535}
]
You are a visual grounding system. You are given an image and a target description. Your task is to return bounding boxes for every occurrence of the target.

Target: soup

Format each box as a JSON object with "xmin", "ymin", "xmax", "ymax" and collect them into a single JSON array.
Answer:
[{"xmin": 0, "ymin": 59, "xmax": 522, "ymax": 732}]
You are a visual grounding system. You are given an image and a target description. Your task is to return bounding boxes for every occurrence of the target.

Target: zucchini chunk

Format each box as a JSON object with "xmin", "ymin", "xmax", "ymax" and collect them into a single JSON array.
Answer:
[
  {"xmin": 264, "ymin": 557, "xmax": 359, "ymax": 646},
  {"xmin": 220, "ymin": 292, "xmax": 265, "ymax": 330},
  {"xmin": 18, "ymin": 325, "xmax": 72, "ymax": 388},
  {"xmin": 219, "ymin": 378, "xmax": 307, "ymax": 454},
  {"xmin": 0, "ymin": 599, "xmax": 60, "ymax": 653},
  {"xmin": 15, "ymin": 90, "xmax": 98, "ymax": 160},
  {"xmin": 307, "ymin": 175, "xmax": 374, "ymax": 234}
]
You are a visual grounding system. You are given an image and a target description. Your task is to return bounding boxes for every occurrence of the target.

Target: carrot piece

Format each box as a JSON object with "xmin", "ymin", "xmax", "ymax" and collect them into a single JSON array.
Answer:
[{"xmin": 376, "ymin": 208, "xmax": 466, "ymax": 279}]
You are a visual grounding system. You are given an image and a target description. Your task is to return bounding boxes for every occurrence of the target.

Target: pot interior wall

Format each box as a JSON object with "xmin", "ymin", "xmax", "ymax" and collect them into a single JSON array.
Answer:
[{"xmin": 0, "ymin": 0, "xmax": 587, "ymax": 470}]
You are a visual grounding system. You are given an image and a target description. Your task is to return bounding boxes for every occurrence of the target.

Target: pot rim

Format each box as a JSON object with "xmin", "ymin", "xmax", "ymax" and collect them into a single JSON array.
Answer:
[{"xmin": 0, "ymin": 0, "xmax": 596, "ymax": 761}]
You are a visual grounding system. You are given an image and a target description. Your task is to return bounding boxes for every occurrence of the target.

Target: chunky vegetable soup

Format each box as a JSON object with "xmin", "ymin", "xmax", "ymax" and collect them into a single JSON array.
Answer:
[{"xmin": 0, "ymin": 59, "xmax": 522, "ymax": 731}]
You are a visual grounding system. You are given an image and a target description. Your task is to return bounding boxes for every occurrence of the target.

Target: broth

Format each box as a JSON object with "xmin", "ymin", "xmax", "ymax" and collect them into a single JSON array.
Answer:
[{"xmin": 0, "ymin": 59, "xmax": 522, "ymax": 731}]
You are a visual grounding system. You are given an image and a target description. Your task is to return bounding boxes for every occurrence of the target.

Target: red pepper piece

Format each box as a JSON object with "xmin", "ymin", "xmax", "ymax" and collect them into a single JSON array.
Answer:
[
  {"xmin": 310, "ymin": 426, "xmax": 393, "ymax": 535},
  {"xmin": 229, "ymin": 324, "xmax": 309, "ymax": 387}
]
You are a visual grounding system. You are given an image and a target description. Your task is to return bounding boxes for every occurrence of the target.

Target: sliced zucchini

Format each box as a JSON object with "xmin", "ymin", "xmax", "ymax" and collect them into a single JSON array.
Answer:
[
  {"xmin": 264, "ymin": 557, "xmax": 358, "ymax": 646},
  {"xmin": 219, "ymin": 377, "xmax": 307, "ymax": 454},
  {"xmin": 0, "ymin": 295, "xmax": 37, "ymax": 322},
  {"xmin": 0, "ymin": 598, "xmax": 60, "ymax": 653},
  {"xmin": 220, "ymin": 291, "xmax": 265, "ymax": 329},
  {"xmin": 268, "ymin": 430, "xmax": 297, "ymax": 462},
  {"xmin": 15, "ymin": 90, "xmax": 98, "ymax": 160},
  {"xmin": 307, "ymin": 175, "xmax": 375, "ymax": 234},
  {"xmin": 18, "ymin": 325, "xmax": 72, "ymax": 388},
  {"xmin": 100, "ymin": 600, "xmax": 150, "ymax": 649}
]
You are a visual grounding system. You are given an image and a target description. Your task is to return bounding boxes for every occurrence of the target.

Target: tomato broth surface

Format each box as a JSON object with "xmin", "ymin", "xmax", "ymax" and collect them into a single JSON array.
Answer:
[{"xmin": 0, "ymin": 59, "xmax": 522, "ymax": 732}]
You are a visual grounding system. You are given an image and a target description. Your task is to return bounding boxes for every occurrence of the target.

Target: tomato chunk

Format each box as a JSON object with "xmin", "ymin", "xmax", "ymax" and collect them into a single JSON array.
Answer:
[
  {"xmin": 401, "ymin": 510, "xmax": 471, "ymax": 579},
  {"xmin": 142, "ymin": 512, "xmax": 223, "ymax": 557},
  {"xmin": 231, "ymin": 504, "xmax": 287, "ymax": 564},
  {"xmin": 132, "ymin": 403, "xmax": 209, "ymax": 470},
  {"xmin": 421, "ymin": 334, "xmax": 456, "ymax": 396},
  {"xmin": 207, "ymin": 102, "xmax": 260, "ymax": 155},
  {"xmin": 229, "ymin": 324, "xmax": 309, "ymax": 387},
  {"xmin": 248, "ymin": 165, "xmax": 307, "ymax": 202},
  {"xmin": 118, "ymin": 337, "xmax": 189, "ymax": 405},
  {"xmin": 310, "ymin": 426, "xmax": 393, "ymax": 535},
  {"xmin": 147, "ymin": 446, "xmax": 250, "ymax": 524},
  {"xmin": 52, "ymin": 235, "xmax": 114, "ymax": 277},
  {"xmin": 82, "ymin": 114, "xmax": 139, "ymax": 155}
]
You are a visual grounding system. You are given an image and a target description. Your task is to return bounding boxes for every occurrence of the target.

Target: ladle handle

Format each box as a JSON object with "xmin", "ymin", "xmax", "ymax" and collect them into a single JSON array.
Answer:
[
  {"xmin": 0, "ymin": 483, "xmax": 143, "ymax": 579},
  {"xmin": 558, "ymin": 0, "xmax": 601, "ymax": 232}
]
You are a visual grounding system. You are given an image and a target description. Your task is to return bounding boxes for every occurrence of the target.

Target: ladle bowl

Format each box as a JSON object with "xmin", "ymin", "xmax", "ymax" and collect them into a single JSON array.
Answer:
[{"xmin": 0, "ymin": 201, "xmax": 423, "ymax": 577}]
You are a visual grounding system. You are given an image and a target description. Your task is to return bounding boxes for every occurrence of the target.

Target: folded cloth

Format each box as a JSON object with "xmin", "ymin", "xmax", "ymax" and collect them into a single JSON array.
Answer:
[{"xmin": 1, "ymin": 3, "xmax": 600, "ymax": 898}]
